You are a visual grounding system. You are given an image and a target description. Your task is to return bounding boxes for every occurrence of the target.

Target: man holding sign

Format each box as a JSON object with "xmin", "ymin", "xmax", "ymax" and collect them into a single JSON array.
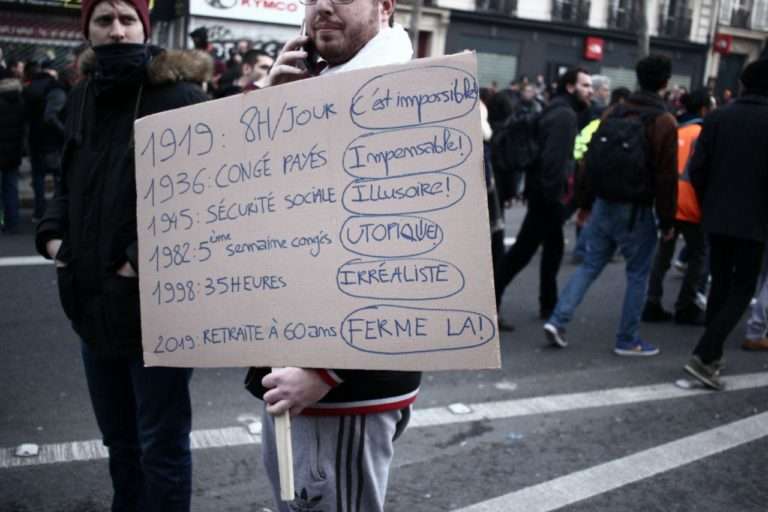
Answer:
[
  {"xmin": 34, "ymin": 0, "xmax": 209, "ymax": 509},
  {"xmin": 244, "ymin": 1, "xmax": 421, "ymax": 510}
]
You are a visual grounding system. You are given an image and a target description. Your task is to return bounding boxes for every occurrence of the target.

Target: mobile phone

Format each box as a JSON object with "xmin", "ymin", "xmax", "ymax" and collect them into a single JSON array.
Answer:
[{"xmin": 300, "ymin": 21, "xmax": 319, "ymax": 74}]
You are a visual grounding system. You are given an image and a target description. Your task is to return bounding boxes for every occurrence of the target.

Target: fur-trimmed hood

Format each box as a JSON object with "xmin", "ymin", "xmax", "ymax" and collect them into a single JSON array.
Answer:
[
  {"xmin": 79, "ymin": 46, "xmax": 213, "ymax": 85},
  {"xmin": 0, "ymin": 77, "xmax": 22, "ymax": 95}
]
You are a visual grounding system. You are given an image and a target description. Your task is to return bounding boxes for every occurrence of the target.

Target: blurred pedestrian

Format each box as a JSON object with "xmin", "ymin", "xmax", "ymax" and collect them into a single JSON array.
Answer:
[
  {"xmin": 0, "ymin": 66, "xmax": 24, "ymax": 234},
  {"xmin": 215, "ymin": 48, "xmax": 273, "ymax": 97},
  {"xmin": 480, "ymin": 87, "xmax": 506, "ymax": 309},
  {"xmin": 23, "ymin": 59, "xmax": 65, "ymax": 221},
  {"xmin": 544, "ymin": 55, "xmax": 678, "ymax": 356},
  {"xmin": 7, "ymin": 57, "xmax": 24, "ymax": 80},
  {"xmin": 487, "ymin": 78, "xmax": 528, "ymax": 132},
  {"xmin": 34, "ymin": 0, "xmax": 209, "ymax": 508},
  {"xmin": 496, "ymin": 68, "xmax": 593, "ymax": 322},
  {"xmin": 684, "ymin": 58, "xmax": 768, "ymax": 389},
  {"xmin": 643, "ymin": 88, "xmax": 713, "ymax": 326},
  {"xmin": 579, "ymin": 74, "xmax": 610, "ymax": 128},
  {"xmin": 743, "ymin": 251, "xmax": 768, "ymax": 351},
  {"xmin": 570, "ymin": 86, "xmax": 631, "ymax": 264}
]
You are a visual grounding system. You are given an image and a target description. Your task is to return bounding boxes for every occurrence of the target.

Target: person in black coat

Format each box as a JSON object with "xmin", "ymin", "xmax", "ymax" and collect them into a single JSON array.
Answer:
[
  {"xmin": 0, "ymin": 66, "xmax": 25, "ymax": 233},
  {"xmin": 34, "ymin": 0, "xmax": 210, "ymax": 508},
  {"xmin": 683, "ymin": 58, "xmax": 768, "ymax": 390},
  {"xmin": 23, "ymin": 60, "xmax": 67, "ymax": 220},
  {"xmin": 495, "ymin": 68, "xmax": 593, "ymax": 322}
]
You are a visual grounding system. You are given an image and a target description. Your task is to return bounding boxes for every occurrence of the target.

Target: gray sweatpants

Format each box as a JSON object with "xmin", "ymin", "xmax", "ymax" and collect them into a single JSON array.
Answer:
[
  {"xmin": 746, "ymin": 248, "xmax": 768, "ymax": 341},
  {"xmin": 261, "ymin": 406, "xmax": 410, "ymax": 512}
]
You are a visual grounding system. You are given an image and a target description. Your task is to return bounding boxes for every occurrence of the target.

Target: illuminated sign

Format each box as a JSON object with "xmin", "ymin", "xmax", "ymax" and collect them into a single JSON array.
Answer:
[
  {"xmin": 190, "ymin": 0, "xmax": 304, "ymax": 25},
  {"xmin": 584, "ymin": 36, "xmax": 604, "ymax": 61}
]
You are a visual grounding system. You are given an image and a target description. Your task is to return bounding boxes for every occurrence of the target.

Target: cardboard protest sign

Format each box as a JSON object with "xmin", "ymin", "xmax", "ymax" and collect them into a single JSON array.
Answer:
[{"xmin": 134, "ymin": 52, "xmax": 500, "ymax": 370}]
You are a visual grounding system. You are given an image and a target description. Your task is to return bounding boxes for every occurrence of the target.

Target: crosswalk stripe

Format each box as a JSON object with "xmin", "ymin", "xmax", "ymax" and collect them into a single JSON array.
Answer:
[
  {"xmin": 454, "ymin": 410, "xmax": 768, "ymax": 512},
  {"xmin": 1, "ymin": 372, "xmax": 766, "ymax": 470},
  {"xmin": 0, "ymin": 256, "xmax": 49, "ymax": 267}
]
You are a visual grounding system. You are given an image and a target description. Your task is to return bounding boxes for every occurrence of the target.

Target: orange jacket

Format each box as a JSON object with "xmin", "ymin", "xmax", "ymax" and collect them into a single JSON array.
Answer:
[{"xmin": 676, "ymin": 121, "xmax": 702, "ymax": 223}]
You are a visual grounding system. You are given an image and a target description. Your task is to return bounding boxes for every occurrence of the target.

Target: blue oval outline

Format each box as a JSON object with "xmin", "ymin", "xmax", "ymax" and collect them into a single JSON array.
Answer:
[
  {"xmin": 340, "ymin": 304, "xmax": 496, "ymax": 355},
  {"xmin": 349, "ymin": 66, "xmax": 479, "ymax": 130},
  {"xmin": 339, "ymin": 215, "xmax": 445, "ymax": 258},
  {"xmin": 341, "ymin": 172, "xmax": 467, "ymax": 216},
  {"xmin": 342, "ymin": 126, "xmax": 473, "ymax": 179},
  {"xmin": 336, "ymin": 257, "xmax": 465, "ymax": 301}
]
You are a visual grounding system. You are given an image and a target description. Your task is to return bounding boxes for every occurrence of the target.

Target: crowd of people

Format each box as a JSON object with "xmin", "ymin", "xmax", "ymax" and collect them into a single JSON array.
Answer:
[
  {"xmin": 1, "ymin": 0, "xmax": 767, "ymax": 509},
  {"xmin": 480, "ymin": 54, "xmax": 768, "ymax": 389},
  {"xmin": 0, "ymin": 30, "xmax": 276, "ymax": 236}
]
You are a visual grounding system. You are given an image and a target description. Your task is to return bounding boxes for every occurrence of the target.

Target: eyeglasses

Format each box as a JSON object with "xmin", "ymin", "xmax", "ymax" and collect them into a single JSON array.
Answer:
[{"xmin": 299, "ymin": 0, "xmax": 355, "ymax": 5}]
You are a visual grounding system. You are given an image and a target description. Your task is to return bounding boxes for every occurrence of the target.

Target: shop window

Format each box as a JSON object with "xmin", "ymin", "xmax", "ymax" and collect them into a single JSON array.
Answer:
[{"xmin": 476, "ymin": 53, "xmax": 518, "ymax": 90}]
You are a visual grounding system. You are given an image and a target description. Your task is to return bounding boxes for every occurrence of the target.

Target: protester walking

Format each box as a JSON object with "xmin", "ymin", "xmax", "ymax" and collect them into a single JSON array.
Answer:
[
  {"xmin": 642, "ymin": 88, "xmax": 713, "ymax": 326},
  {"xmin": 543, "ymin": 55, "xmax": 678, "ymax": 356},
  {"xmin": 496, "ymin": 68, "xmax": 593, "ymax": 323},
  {"xmin": 683, "ymin": 58, "xmax": 768, "ymax": 389}
]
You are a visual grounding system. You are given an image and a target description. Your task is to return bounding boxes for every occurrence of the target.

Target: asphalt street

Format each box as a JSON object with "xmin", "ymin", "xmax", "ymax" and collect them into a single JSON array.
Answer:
[{"xmin": 1, "ymin": 205, "xmax": 767, "ymax": 512}]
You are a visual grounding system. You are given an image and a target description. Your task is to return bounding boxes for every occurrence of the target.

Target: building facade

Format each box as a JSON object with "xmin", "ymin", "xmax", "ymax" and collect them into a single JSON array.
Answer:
[
  {"xmin": 441, "ymin": 0, "xmax": 725, "ymax": 93},
  {"xmin": 0, "ymin": 0, "xmax": 82, "ymax": 69},
  {"xmin": 703, "ymin": 0, "xmax": 768, "ymax": 97}
]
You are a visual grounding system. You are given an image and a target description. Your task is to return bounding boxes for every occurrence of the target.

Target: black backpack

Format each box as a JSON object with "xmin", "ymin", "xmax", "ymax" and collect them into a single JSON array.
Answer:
[
  {"xmin": 490, "ymin": 106, "xmax": 541, "ymax": 200},
  {"xmin": 585, "ymin": 105, "xmax": 663, "ymax": 204}
]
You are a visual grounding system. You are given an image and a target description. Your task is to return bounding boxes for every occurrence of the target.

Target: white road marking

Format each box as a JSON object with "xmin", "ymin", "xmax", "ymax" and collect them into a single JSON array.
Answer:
[
  {"xmin": 504, "ymin": 237, "xmax": 516, "ymax": 247},
  {"xmin": 0, "ymin": 256, "xmax": 49, "ymax": 267},
  {"xmin": 1, "ymin": 372, "xmax": 766, "ymax": 470},
  {"xmin": 1, "ymin": 427, "xmax": 259, "ymax": 469},
  {"xmin": 409, "ymin": 371, "xmax": 768, "ymax": 428},
  {"xmin": 454, "ymin": 410, "xmax": 768, "ymax": 512}
]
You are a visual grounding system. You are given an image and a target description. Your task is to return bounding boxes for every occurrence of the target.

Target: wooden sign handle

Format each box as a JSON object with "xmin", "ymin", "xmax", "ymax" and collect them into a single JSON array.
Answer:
[{"xmin": 272, "ymin": 369, "xmax": 295, "ymax": 502}]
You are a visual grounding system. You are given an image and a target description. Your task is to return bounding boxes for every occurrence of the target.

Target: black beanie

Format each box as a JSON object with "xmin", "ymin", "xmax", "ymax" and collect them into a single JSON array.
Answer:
[{"xmin": 740, "ymin": 58, "xmax": 768, "ymax": 93}]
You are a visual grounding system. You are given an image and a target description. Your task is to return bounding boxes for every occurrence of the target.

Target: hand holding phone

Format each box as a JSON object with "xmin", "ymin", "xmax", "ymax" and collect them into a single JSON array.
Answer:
[
  {"xmin": 300, "ymin": 21, "xmax": 319, "ymax": 75},
  {"xmin": 262, "ymin": 23, "xmax": 318, "ymax": 87}
]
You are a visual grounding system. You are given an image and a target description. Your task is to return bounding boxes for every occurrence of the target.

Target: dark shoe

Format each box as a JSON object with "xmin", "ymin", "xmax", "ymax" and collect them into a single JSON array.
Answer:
[
  {"xmin": 742, "ymin": 338, "xmax": 768, "ymax": 351},
  {"xmin": 539, "ymin": 308, "xmax": 554, "ymax": 321},
  {"xmin": 642, "ymin": 302, "xmax": 672, "ymax": 322},
  {"xmin": 674, "ymin": 305, "xmax": 706, "ymax": 326},
  {"xmin": 684, "ymin": 355, "xmax": 724, "ymax": 391},
  {"xmin": 499, "ymin": 319, "xmax": 516, "ymax": 332}
]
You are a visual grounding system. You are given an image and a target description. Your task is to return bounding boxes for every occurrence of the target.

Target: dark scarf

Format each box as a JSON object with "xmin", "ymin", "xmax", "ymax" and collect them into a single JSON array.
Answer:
[{"xmin": 92, "ymin": 43, "xmax": 150, "ymax": 97}]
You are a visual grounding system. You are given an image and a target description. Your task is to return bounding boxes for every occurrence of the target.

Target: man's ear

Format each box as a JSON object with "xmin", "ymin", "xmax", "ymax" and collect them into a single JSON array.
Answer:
[
  {"xmin": 380, "ymin": 0, "xmax": 395, "ymax": 25},
  {"xmin": 566, "ymin": 83, "xmax": 576, "ymax": 95}
]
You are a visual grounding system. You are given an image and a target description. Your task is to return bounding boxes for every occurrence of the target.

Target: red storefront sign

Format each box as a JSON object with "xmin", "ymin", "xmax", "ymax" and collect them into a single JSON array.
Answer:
[
  {"xmin": 713, "ymin": 33, "xmax": 733, "ymax": 55},
  {"xmin": 584, "ymin": 36, "xmax": 604, "ymax": 61}
]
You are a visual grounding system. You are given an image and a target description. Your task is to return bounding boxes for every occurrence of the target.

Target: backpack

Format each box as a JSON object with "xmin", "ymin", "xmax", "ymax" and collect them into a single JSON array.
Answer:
[
  {"xmin": 490, "ymin": 106, "xmax": 541, "ymax": 201},
  {"xmin": 584, "ymin": 105, "xmax": 663, "ymax": 204}
]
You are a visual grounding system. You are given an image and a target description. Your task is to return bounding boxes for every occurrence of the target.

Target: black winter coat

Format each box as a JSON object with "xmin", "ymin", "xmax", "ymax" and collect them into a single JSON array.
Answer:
[
  {"xmin": 24, "ymin": 73, "xmax": 66, "ymax": 153},
  {"xmin": 0, "ymin": 77, "xmax": 25, "ymax": 169},
  {"xmin": 689, "ymin": 95, "xmax": 768, "ymax": 242},
  {"xmin": 35, "ymin": 48, "xmax": 210, "ymax": 357},
  {"xmin": 525, "ymin": 94, "xmax": 578, "ymax": 204}
]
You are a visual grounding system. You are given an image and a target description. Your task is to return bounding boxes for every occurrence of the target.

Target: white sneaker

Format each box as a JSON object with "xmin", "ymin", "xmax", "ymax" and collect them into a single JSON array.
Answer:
[
  {"xmin": 695, "ymin": 292, "xmax": 708, "ymax": 310},
  {"xmin": 543, "ymin": 323, "xmax": 568, "ymax": 348}
]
